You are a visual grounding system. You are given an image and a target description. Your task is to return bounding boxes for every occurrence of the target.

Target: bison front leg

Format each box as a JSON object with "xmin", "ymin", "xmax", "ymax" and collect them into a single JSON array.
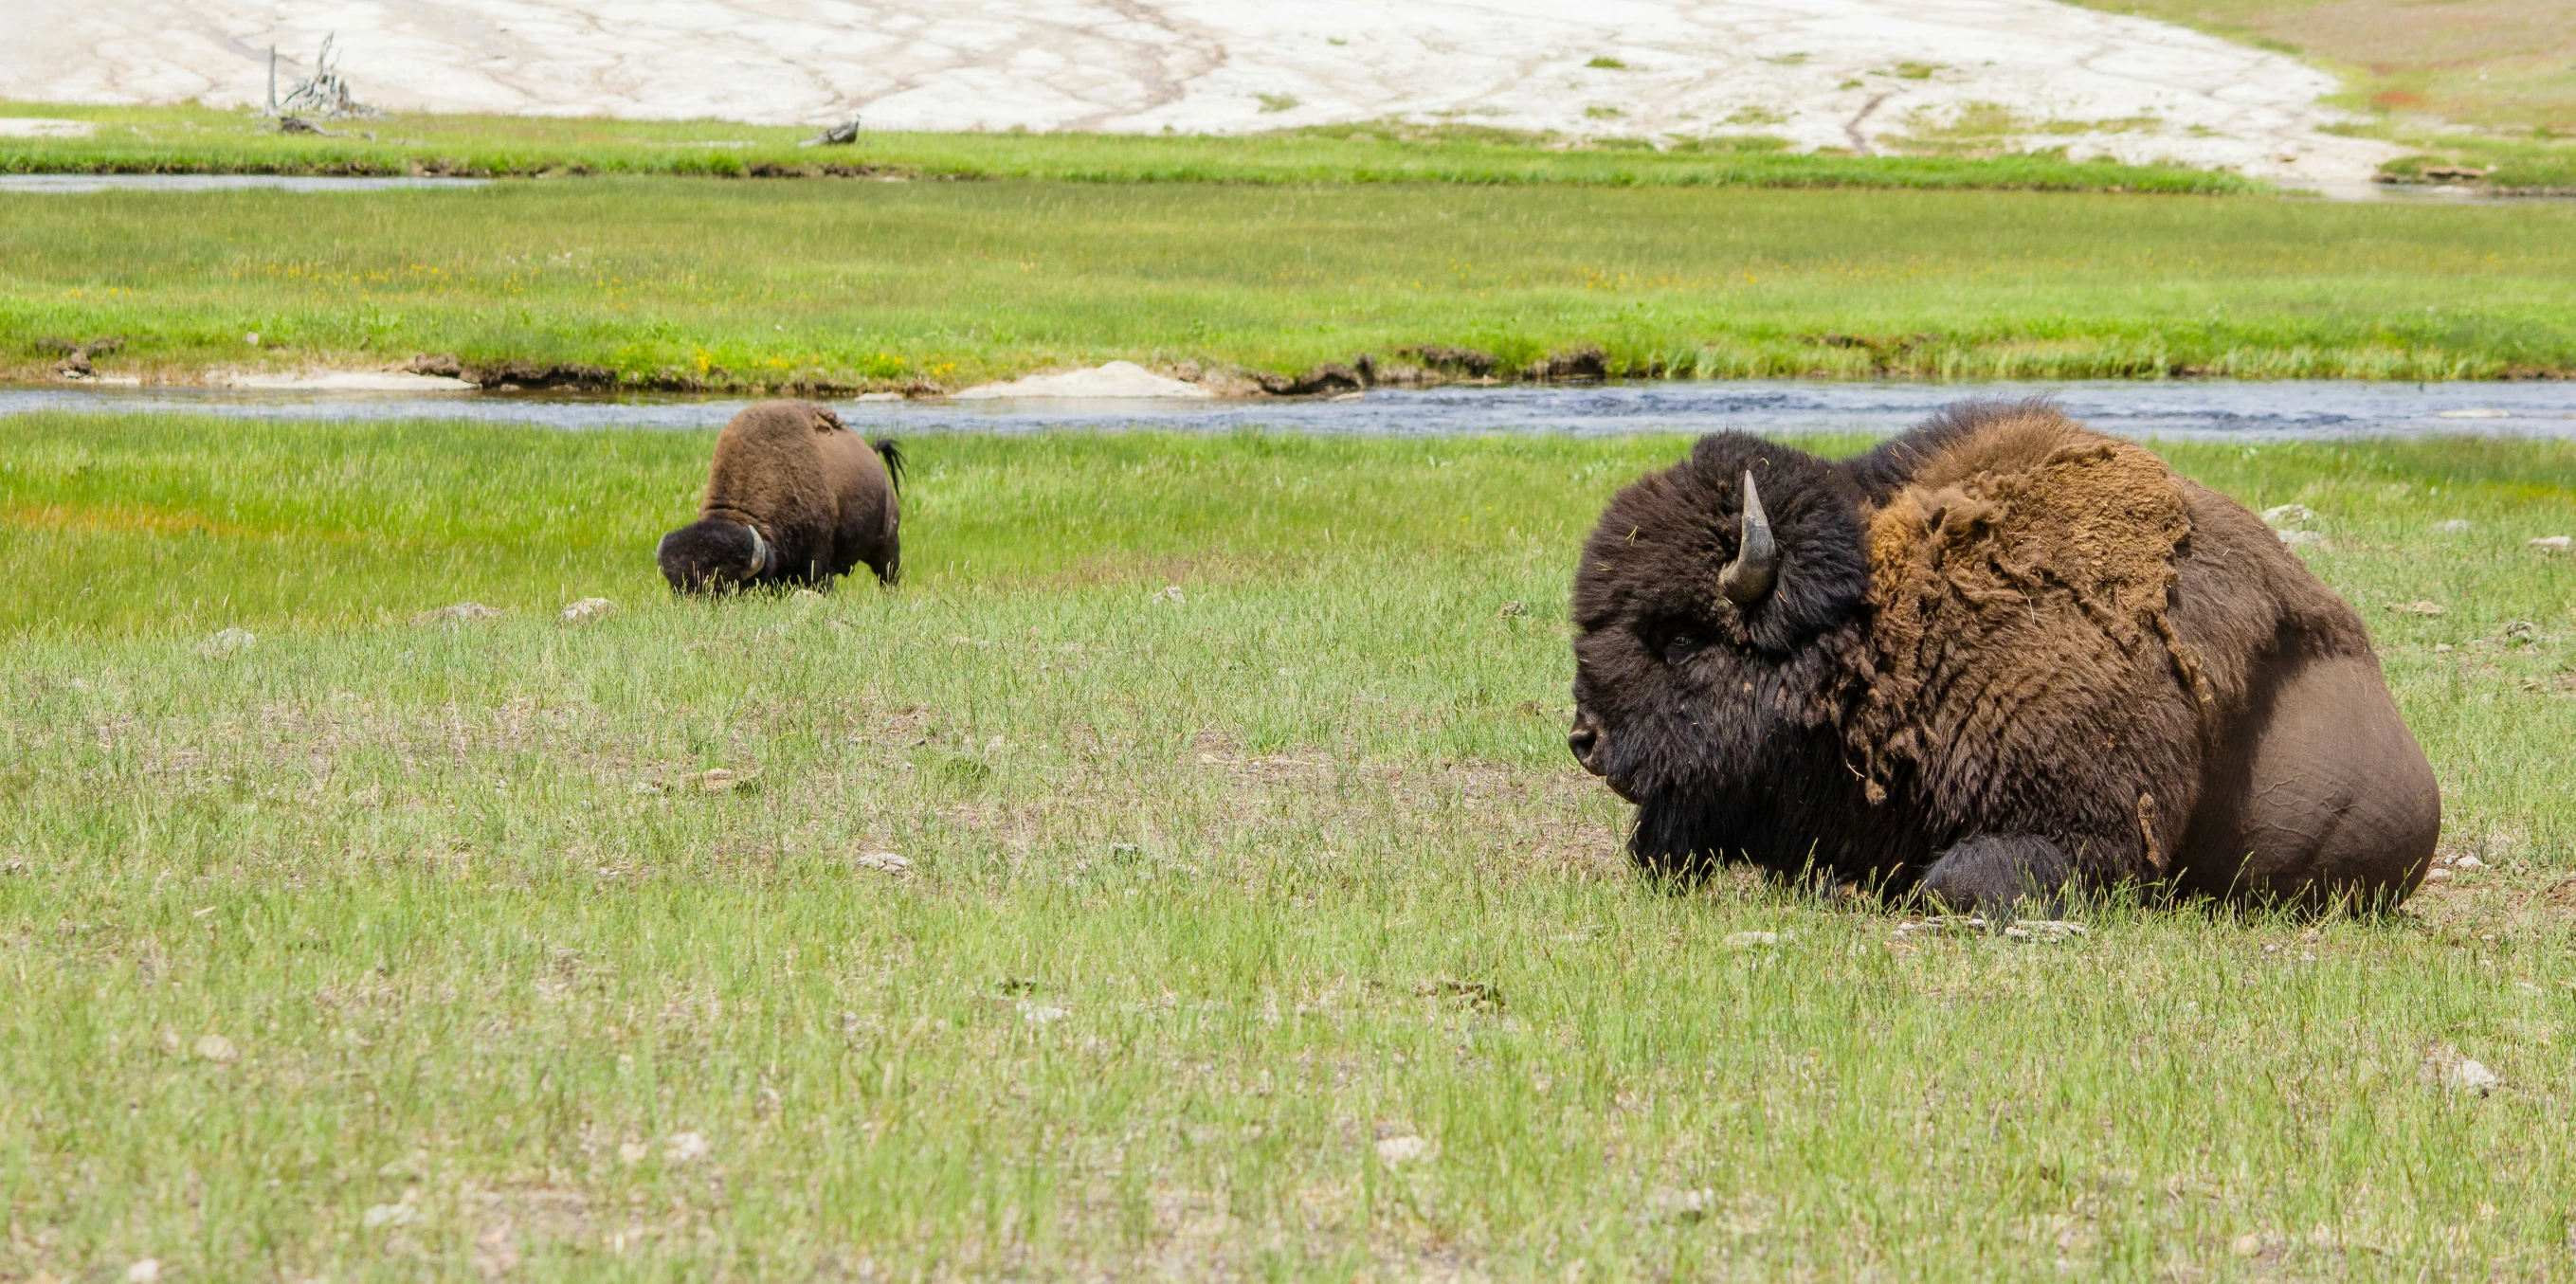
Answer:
[{"xmin": 1914, "ymin": 835, "xmax": 2079, "ymax": 918}]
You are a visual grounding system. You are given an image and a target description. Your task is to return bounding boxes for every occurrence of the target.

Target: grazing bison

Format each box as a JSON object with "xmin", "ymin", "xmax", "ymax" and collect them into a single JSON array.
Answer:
[
  {"xmin": 659, "ymin": 400, "xmax": 904, "ymax": 592},
  {"xmin": 1567, "ymin": 401, "xmax": 2439, "ymax": 913}
]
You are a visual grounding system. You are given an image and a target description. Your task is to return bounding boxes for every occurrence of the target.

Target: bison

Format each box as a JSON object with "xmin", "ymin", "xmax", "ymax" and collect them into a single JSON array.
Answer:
[
  {"xmin": 659, "ymin": 399, "xmax": 904, "ymax": 593},
  {"xmin": 1567, "ymin": 400, "xmax": 2440, "ymax": 913}
]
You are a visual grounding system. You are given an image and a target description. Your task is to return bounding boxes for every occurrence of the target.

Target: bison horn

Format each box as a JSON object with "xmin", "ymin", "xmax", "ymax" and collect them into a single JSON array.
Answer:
[
  {"xmin": 1718, "ymin": 471, "xmax": 1778, "ymax": 606},
  {"xmin": 744, "ymin": 522, "xmax": 773, "ymax": 577}
]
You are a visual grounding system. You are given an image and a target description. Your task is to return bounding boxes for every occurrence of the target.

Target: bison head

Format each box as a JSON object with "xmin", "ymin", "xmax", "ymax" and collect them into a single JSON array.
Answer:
[
  {"xmin": 1569, "ymin": 434, "xmax": 1873, "ymax": 872},
  {"xmin": 657, "ymin": 517, "xmax": 773, "ymax": 594}
]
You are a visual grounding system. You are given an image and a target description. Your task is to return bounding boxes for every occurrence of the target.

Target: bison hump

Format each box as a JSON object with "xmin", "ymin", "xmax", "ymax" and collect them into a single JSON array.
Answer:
[{"xmin": 1854, "ymin": 416, "xmax": 2200, "ymax": 807}]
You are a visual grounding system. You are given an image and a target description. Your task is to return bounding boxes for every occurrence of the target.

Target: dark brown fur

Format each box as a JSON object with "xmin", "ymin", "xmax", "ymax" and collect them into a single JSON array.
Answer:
[
  {"xmin": 1568, "ymin": 401, "xmax": 2440, "ymax": 913},
  {"xmin": 659, "ymin": 399, "xmax": 902, "ymax": 592}
]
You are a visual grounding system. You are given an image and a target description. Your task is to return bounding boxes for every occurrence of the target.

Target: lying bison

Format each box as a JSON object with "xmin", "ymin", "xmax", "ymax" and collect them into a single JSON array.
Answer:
[
  {"xmin": 1568, "ymin": 401, "xmax": 2439, "ymax": 913},
  {"xmin": 659, "ymin": 399, "xmax": 904, "ymax": 592}
]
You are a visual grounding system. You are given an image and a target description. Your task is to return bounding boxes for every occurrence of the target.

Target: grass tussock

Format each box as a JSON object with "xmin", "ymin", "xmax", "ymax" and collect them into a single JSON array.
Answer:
[
  {"xmin": 0, "ymin": 102, "xmax": 2255, "ymax": 193},
  {"xmin": 1, "ymin": 412, "xmax": 2573, "ymax": 1277},
  {"xmin": 5, "ymin": 178, "xmax": 2575, "ymax": 389}
]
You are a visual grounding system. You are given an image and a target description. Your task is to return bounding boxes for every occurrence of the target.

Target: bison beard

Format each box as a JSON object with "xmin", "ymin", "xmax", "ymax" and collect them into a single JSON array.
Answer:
[{"xmin": 1569, "ymin": 400, "xmax": 2440, "ymax": 913}]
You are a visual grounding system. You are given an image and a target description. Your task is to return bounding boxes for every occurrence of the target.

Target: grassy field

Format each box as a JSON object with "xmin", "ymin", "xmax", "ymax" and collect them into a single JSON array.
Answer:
[
  {"xmin": 1, "ymin": 410, "xmax": 2572, "ymax": 1279},
  {"xmin": 7, "ymin": 177, "xmax": 2576, "ymax": 390},
  {"xmin": 0, "ymin": 103, "xmax": 2251, "ymax": 194}
]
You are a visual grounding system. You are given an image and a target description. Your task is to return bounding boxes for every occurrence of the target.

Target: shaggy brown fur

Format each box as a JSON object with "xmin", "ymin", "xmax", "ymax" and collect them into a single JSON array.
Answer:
[
  {"xmin": 1568, "ymin": 400, "xmax": 2439, "ymax": 913},
  {"xmin": 658, "ymin": 400, "xmax": 902, "ymax": 592}
]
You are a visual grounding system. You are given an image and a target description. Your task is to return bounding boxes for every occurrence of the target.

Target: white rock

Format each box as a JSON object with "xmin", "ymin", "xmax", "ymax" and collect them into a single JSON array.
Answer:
[
  {"xmin": 0, "ymin": 118, "xmax": 94, "ymax": 137},
  {"xmin": 2423, "ymin": 868, "xmax": 2451, "ymax": 882},
  {"xmin": 197, "ymin": 626, "xmax": 256, "ymax": 657},
  {"xmin": 2529, "ymin": 535, "xmax": 2572, "ymax": 553},
  {"xmin": 1154, "ymin": 585, "xmax": 1186, "ymax": 605},
  {"xmin": 852, "ymin": 850, "xmax": 912, "ymax": 874},
  {"xmin": 361, "ymin": 1203, "xmax": 417, "ymax": 1228},
  {"xmin": 559, "ymin": 596, "xmax": 617, "ymax": 623},
  {"xmin": 1375, "ymin": 1134, "xmax": 1429, "ymax": 1164},
  {"xmin": 2452, "ymin": 855, "xmax": 2485, "ymax": 871},
  {"xmin": 2277, "ymin": 529, "xmax": 2323, "ymax": 548},
  {"xmin": 1724, "ymin": 931, "xmax": 1780, "ymax": 948},
  {"xmin": 664, "ymin": 1130, "xmax": 712, "ymax": 1163},
  {"xmin": 0, "ymin": 0, "xmax": 2404, "ymax": 186},
  {"xmin": 954, "ymin": 361, "xmax": 1214, "ymax": 400},
  {"xmin": 2445, "ymin": 1058, "xmax": 2500, "ymax": 1094},
  {"xmin": 125, "ymin": 1259, "xmax": 161, "ymax": 1284},
  {"xmin": 413, "ymin": 602, "xmax": 504, "ymax": 625},
  {"xmin": 2003, "ymin": 919, "xmax": 2089, "ymax": 942},
  {"xmin": 1019, "ymin": 1002, "xmax": 1070, "ymax": 1024},
  {"xmin": 2259, "ymin": 503, "xmax": 2315, "ymax": 528},
  {"xmin": 1648, "ymin": 1186, "xmax": 1714, "ymax": 1219}
]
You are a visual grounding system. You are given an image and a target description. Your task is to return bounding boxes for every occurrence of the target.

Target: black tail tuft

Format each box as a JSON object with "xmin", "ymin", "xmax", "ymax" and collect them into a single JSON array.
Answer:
[{"xmin": 873, "ymin": 438, "xmax": 907, "ymax": 495}]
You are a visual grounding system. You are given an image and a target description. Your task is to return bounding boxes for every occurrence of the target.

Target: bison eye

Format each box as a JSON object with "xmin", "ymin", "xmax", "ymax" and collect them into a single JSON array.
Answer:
[{"xmin": 1642, "ymin": 618, "xmax": 1706, "ymax": 665}]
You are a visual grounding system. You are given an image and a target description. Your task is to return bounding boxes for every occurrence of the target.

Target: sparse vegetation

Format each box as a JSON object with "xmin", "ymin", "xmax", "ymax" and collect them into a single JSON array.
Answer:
[{"xmin": 2, "ymin": 411, "xmax": 2572, "ymax": 1279}]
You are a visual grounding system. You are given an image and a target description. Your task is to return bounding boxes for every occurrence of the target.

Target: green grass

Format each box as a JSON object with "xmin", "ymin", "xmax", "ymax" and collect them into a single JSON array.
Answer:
[
  {"xmin": 2, "ymin": 411, "xmax": 2574, "ymax": 1279},
  {"xmin": 8, "ymin": 177, "xmax": 2576, "ymax": 389},
  {"xmin": 0, "ymin": 102, "xmax": 2254, "ymax": 194},
  {"xmin": 2370, "ymin": 129, "xmax": 2576, "ymax": 195}
]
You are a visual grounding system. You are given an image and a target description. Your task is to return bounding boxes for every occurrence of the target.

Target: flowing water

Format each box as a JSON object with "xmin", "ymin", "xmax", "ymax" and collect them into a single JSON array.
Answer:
[{"xmin": 9, "ymin": 379, "xmax": 2576, "ymax": 441}]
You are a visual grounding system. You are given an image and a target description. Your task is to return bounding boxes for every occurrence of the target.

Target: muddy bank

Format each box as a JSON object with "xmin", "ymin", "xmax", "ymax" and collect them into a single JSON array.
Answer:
[{"xmin": 19, "ymin": 337, "xmax": 2571, "ymax": 398}]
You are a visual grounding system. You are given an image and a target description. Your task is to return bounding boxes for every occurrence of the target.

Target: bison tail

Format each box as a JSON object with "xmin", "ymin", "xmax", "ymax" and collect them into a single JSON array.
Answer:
[{"xmin": 873, "ymin": 438, "xmax": 907, "ymax": 495}]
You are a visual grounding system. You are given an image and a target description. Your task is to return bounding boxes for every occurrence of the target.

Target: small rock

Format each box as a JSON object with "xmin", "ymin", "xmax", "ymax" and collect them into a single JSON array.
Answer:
[
  {"xmin": 2422, "ymin": 1044, "xmax": 2500, "ymax": 1094},
  {"xmin": 1724, "ymin": 931, "xmax": 1780, "ymax": 948},
  {"xmin": 2530, "ymin": 535, "xmax": 2572, "ymax": 553},
  {"xmin": 1019, "ymin": 1002, "xmax": 1070, "ymax": 1025},
  {"xmin": 2433, "ymin": 519, "xmax": 2474, "ymax": 533},
  {"xmin": 851, "ymin": 851, "xmax": 912, "ymax": 874},
  {"xmin": 1153, "ymin": 585, "xmax": 1186, "ymax": 605},
  {"xmin": 2277, "ymin": 530, "xmax": 2324, "ymax": 548},
  {"xmin": 2452, "ymin": 854, "xmax": 2486, "ymax": 871},
  {"xmin": 413, "ymin": 602, "xmax": 504, "ymax": 625},
  {"xmin": 2002, "ymin": 920, "xmax": 2090, "ymax": 943},
  {"xmin": 1497, "ymin": 600, "xmax": 1528, "ymax": 619},
  {"xmin": 197, "ymin": 626, "xmax": 256, "ymax": 657},
  {"xmin": 2259, "ymin": 503, "xmax": 2315, "ymax": 528},
  {"xmin": 559, "ymin": 597, "xmax": 617, "ymax": 624},
  {"xmin": 192, "ymin": 1034, "xmax": 239, "ymax": 1064},
  {"xmin": 697, "ymin": 768, "xmax": 758, "ymax": 793},
  {"xmin": 2447, "ymin": 1058, "xmax": 2500, "ymax": 1094},
  {"xmin": 1648, "ymin": 1186, "xmax": 1714, "ymax": 1220},
  {"xmin": 126, "ymin": 1259, "xmax": 162, "ymax": 1284},
  {"xmin": 2433, "ymin": 642, "xmax": 2453, "ymax": 653},
  {"xmin": 2231, "ymin": 1232, "xmax": 2265, "ymax": 1257},
  {"xmin": 362, "ymin": 1203, "xmax": 417, "ymax": 1228},
  {"xmin": 618, "ymin": 1141, "xmax": 649, "ymax": 1164},
  {"xmin": 1375, "ymin": 1134, "xmax": 1429, "ymax": 1165},
  {"xmin": 2386, "ymin": 601, "xmax": 2445, "ymax": 616},
  {"xmin": 663, "ymin": 1131, "xmax": 711, "ymax": 1163},
  {"xmin": 2423, "ymin": 868, "xmax": 2451, "ymax": 882},
  {"xmin": 631, "ymin": 780, "xmax": 663, "ymax": 796}
]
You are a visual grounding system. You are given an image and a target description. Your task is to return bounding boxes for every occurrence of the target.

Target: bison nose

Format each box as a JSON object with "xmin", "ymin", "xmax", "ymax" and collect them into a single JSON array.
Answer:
[{"xmin": 1567, "ymin": 722, "xmax": 1603, "ymax": 774}]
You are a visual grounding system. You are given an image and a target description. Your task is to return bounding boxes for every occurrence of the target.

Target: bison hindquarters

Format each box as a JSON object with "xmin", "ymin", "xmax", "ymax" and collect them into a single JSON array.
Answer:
[{"xmin": 2175, "ymin": 653, "xmax": 2440, "ymax": 908}]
